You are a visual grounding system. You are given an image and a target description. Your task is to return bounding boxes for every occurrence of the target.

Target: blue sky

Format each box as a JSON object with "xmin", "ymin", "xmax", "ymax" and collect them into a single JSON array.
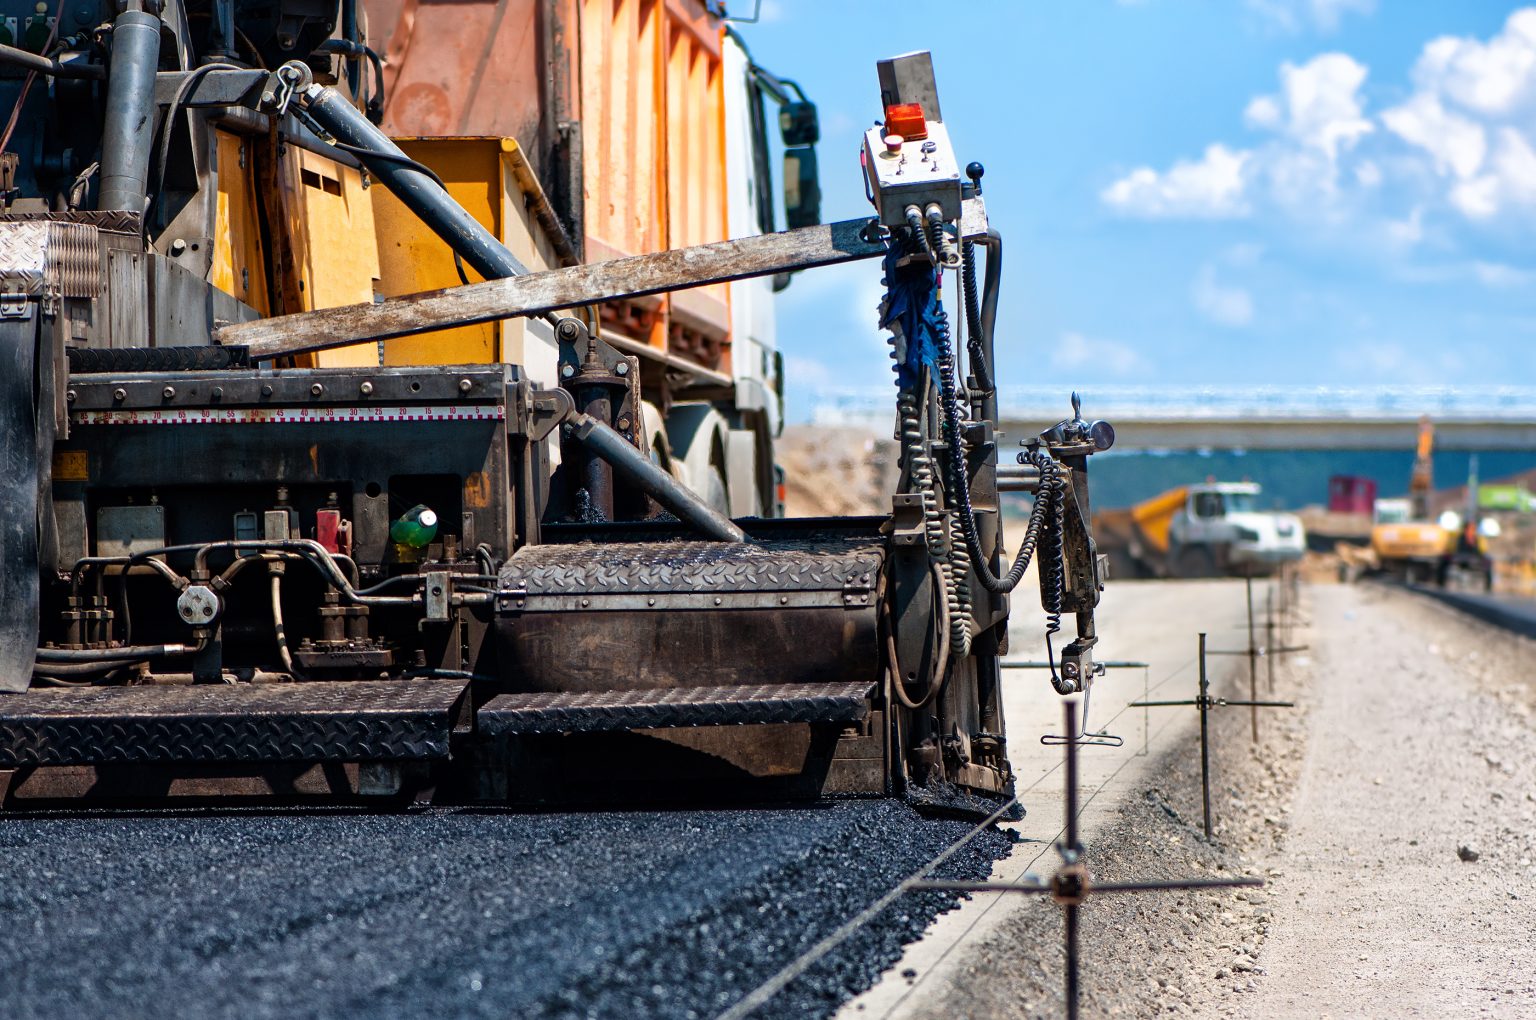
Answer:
[{"xmin": 733, "ymin": 1, "xmax": 1536, "ymax": 420}]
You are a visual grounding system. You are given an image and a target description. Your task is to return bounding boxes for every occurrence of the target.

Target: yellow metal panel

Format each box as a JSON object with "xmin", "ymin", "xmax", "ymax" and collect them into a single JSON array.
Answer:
[
  {"xmin": 372, "ymin": 137, "xmax": 561, "ymax": 367},
  {"xmin": 293, "ymin": 148, "xmax": 383, "ymax": 368},
  {"xmin": 211, "ymin": 130, "xmax": 269, "ymax": 315}
]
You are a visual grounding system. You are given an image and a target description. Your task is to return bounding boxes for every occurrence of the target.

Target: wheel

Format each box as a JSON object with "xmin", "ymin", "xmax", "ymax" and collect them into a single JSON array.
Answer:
[
  {"xmin": 665, "ymin": 403, "xmax": 731, "ymax": 515},
  {"xmin": 1173, "ymin": 545, "xmax": 1219, "ymax": 579}
]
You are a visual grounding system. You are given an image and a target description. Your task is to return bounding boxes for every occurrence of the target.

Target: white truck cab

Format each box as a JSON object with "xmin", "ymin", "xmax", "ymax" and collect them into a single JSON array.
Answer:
[{"xmin": 1169, "ymin": 482, "xmax": 1306, "ymax": 574}]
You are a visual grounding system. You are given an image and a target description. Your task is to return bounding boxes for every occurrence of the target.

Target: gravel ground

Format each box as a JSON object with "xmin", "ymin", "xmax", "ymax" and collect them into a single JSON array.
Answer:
[
  {"xmin": 0, "ymin": 800, "xmax": 1009, "ymax": 1019},
  {"xmin": 1208, "ymin": 583, "xmax": 1536, "ymax": 1018},
  {"xmin": 883, "ymin": 580, "xmax": 1536, "ymax": 1018},
  {"xmin": 896, "ymin": 596, "xmax": 1306, "ymax": 1019}
]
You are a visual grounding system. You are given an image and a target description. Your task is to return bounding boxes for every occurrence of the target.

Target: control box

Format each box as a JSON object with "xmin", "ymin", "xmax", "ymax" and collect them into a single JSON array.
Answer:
[{"xmin": 862, "ymin": 119, "xmax": 964, "ymax": 228}]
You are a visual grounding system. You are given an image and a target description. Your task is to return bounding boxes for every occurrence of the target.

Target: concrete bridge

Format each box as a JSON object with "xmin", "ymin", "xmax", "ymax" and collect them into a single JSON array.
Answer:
[{"xmin": 809, "ymin": 385, "xmax": 1536, "ymax": 452}]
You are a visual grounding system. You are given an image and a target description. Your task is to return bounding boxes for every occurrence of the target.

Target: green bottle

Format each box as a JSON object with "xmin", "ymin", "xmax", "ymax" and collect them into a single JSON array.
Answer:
[
  {"xmin": 23, "ymin": 4, "xmax": 49, "ymax": 53},
  {"xmin": 390, "ymin": 505, "xmax": 439, "ymax": 548}
]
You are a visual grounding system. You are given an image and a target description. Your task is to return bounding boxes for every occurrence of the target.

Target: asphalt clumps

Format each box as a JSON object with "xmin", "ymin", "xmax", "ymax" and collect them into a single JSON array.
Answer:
[{"xmin": 0, "ymin": 799, "xmax": 1008, "ymax": 1019}]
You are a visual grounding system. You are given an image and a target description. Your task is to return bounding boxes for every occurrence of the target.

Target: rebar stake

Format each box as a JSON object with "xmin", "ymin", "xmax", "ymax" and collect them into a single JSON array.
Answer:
[
  {"xmin": 910, "ymin": 698, "xmax": 1264, "ymax": 1020},
  {"xmin": 1129, "ymin": 633, "xmax": 1295, "ymax": 839}
]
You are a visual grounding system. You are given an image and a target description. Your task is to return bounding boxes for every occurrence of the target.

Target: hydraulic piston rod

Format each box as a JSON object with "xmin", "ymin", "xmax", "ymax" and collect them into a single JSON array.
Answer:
[
  {"xmin": 98, "ymin": 8, "xmax": 162, "ymax": 212},
  {"xmin": 296, "ymin": 80, "xmax": 529, "ymax": 282}
]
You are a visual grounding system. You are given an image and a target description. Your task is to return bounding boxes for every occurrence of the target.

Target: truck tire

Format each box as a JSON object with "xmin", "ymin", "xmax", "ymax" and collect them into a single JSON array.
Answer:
[
  {"xmin": 1173, "ymin": 545, "xmax": 1219, "ymax": 579},
  {"xmin": 666, "ymin": 403, "xmax": 731, "ymax": 515}
]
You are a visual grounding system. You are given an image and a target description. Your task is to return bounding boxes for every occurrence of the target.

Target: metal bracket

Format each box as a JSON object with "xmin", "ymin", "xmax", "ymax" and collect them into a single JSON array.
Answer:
[
  {"xmin": 258, "ymin": 61, "xmax": 313, "ymax": 118},
  {"xmin": 0, "ymin": 292, "xmax": 30, "ymax": 318},
  {"xmin": 423, "ymin": 571, "xmax": 452, "ymax": 623},
  {"xmin": 527, "ymin": 387, "xmax": 574, "ymax": 442},
  {"xmin": 891, "ymin": 492, "xmax": 926, "ymax": 548}
]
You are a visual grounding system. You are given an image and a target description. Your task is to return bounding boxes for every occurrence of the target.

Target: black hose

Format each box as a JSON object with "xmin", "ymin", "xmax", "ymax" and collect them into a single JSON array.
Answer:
[
  {"xmin": 960, "ymin": 238, "xmax": 996, "ymax": 394},
  {"xmin": 31, "ymin": 657, "xmax": 144, "ymax": 677},
  {"xmin": 146, "ymin": 62, "xmax": 244, "ymax": 238},
  {"xmin": 930, "ymin": 282, "xmax": 1058, "ymax": 597}
]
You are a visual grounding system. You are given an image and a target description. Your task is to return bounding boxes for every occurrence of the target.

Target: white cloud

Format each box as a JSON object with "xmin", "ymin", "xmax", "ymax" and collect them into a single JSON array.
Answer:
[
  {"xmin": 1051, "ymin": 331, "xmax": 1147, "ymax": 377},
  {"xmin": 1381, "ymin": 92, "xmax": 1486, "ymax": 179},
  {"xmin": 1386, "ymin": 206, "xmax": 1424, "ymax": 245},
  {"xmin": 1191, "ymin": 265, "xmax": 1254, "ymax": 327},
  {"xmin": 783, "ymin": 354, "xmax": 833, "ymax": 391},
  {"xmin": 1384, "ymin": 10, "xmax": 1536, "ymax": 222},
  {"xmin": 1473, "ymin": 260, "xmax": 1536, "ymax": 287},
  {"xmin": 1412, "ymin": 9, "xmax": 1536, "ymax": 117},
  {"xmin": 1245, "ymin": 0, "xmax": 1374, "ymax": 34},
  {"xmin": 1107, "ymin": 54, "xmax": 1369, "ymax": 219},
  {"xmin": 1249, "ymin": 54, "xmax": 1374, "ymax": 159},
  {"xmin": 1101, "ymin": 144, "xmax": 1250, "ymax": 218},
  {"xmin": 1224, "ymin": 242, "xmax": 1265, "ymax": 266},
  {"xmin": 1449, "ymin": 126, "xmax": 1536, "ymax": 218}
]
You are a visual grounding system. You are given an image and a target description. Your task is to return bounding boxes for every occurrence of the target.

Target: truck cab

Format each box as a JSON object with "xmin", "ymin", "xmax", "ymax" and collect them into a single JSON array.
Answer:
[{"xmin": 1169, "ymin": 482, "xmax": 1306, "ymax": 576}]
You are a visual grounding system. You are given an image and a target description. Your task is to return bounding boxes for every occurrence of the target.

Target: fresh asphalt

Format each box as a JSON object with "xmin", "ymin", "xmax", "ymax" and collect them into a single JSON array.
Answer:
[{"xmin": 0, "ymin": 801, "xmax": 1009, "ymax": 1019}]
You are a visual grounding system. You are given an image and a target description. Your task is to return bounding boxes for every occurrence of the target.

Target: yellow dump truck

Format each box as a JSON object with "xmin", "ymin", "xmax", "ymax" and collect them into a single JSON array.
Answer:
[{"xmin": 1096, "ymin": 482, "xmax": 1306, "ymax": 579}]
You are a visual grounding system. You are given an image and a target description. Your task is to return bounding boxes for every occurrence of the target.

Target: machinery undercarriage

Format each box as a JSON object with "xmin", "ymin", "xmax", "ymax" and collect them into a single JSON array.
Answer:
[{"xmin": 0, "ymin": 4, "xmax": 1112, "ymax": 813}]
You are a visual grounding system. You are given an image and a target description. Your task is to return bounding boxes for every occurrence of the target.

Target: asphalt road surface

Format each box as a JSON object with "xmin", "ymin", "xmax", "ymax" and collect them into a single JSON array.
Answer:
[{"xmin": 0, "ymin": 800, "xmax": 1009, "ymax": 1019}]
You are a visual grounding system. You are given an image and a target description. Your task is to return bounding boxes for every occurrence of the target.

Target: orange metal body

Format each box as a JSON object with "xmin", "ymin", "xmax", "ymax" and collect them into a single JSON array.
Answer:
[{"xmin": 364, "ymin": 0, "xmax": 733, "ymax": 372}]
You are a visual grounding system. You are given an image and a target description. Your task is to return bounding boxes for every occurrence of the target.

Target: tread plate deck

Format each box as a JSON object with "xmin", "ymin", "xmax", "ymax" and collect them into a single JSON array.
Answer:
[
  {"xmin": 477, "ymin": 682, "xmax": 875, "ymax": 736},
  {"xmin": 0, "ymin": 679, "xmax": 468, "ymax": 765}
]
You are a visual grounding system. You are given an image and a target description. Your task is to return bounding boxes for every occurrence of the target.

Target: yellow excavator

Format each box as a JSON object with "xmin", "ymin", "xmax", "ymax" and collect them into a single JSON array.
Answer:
[{"xmin": 1369, "ymin": 417, "xmax": 1492, "ymax": 588}]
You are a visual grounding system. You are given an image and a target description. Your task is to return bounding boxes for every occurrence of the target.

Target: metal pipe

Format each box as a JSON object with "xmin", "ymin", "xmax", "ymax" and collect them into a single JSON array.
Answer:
[
  {"xmin": 0, "ymin": 43, "xmax": 103, "ymax": 80},
  {"xmin": 976, "ymin": 229, "xmax": 1002, "ymax": 424},
  {"xmin": 296, "ymin": 82, "xmax": 529, "ymax": 281},
  {"xmin": 570, "ymin": 414, "xmax": 748, "ymax": 543},
  {"xmin": 996, "ymin": 462, "xmax": 1041, "ymax": 493},
  {"xmin": 1198, "ymin": 632, "xmax": 1213, "ymax": 839},
  {"xmin": 98, "ymin": 9, "xmax": 162, "ymax": 212}
]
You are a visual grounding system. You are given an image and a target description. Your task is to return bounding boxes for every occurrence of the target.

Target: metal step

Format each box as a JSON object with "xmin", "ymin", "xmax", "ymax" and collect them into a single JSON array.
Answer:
[
  {"xmin": 478, "ymin": 682, "xmax": 875, "ymax": 736},
  {"xmin": 0, "ymin": 679, "xmax": 469, "ymax": 766}
]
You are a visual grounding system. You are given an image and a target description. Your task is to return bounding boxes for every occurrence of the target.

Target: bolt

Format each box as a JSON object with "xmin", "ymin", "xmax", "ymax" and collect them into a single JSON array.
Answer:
[
  {"xmin": 310, "ymin": 382, "xmax": 324, "ymax": 396},
  {"xmin": 168, "ymin": 238, "xmax": 187, "ymax": 256},
  {"xmin": 161, "ymin": 385, "xmax": 175, "ymax": 399},
  {"xmin": 556, "ymin": 319, "xmax": 581, "ymax": 341},
  {"xmin": 714, "ymin": 597, "xmax": 722, "ymax": 606},
  {"xmin": 615, "ymin": 361, "xmax": 629, "ymax": 376},
  {"xmin": 616, "ymin": 416, "xmax": 631, "ymax": 430},
  {"xmin": 581, "ymin": 598, "xmax": 590, "ymax": 607},
  {"xmin": 112, "ymin": 388, "xmax": 125, "ymax": 401},
  {"xmin": 260, "ymin": 384, "xmax": 273, "ymax": 398},
  {"xmin": 648, "ymin": 598, "xmax": 656, "ymax": 606},
  {"xmin": 360, "ymin": 380, "xmax": 374, "ymax": 395},
  {"xmin": 560, "ymin": 365, "xmax": 575, "ymax": 379},
  {"xmin": 779, "ymin": 596, "xmax": 788, "ymax": 605},
  {"xmin": 458, "ymin": 378, "xmax": 473, "ymax": 393},
  {"xmin": 211, "ymin": 386, "xmax": 223, "ymax": 400},
  {"xmin": 65, "ymin": 389, "xmax": 75, "ymax": 403}
]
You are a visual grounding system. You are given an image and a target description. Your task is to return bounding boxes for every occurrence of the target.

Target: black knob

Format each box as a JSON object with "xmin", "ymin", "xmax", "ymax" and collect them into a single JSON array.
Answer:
[{"xmin": 966, "ymin": 162, "xmax": 985, "ymax": 193}]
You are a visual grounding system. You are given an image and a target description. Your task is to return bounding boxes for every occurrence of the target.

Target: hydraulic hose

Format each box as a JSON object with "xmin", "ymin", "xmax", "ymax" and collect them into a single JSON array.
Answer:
[
  {"xmin": 269, "ymin": 565, "xmax": 298, "ymax": 677},
  {"xmin": 36, "ymin": 642, "xmax": 198, "ymax": 662},
  {"xmin": 931, "ymin": 273, "xmax": 1062, "ymax": 598}
]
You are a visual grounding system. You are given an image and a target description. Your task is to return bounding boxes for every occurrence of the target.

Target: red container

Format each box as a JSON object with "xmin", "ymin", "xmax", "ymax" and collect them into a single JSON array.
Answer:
[{"xmin": 1328, "ymin": 475, "xmax": 1377, "ymax": 515}]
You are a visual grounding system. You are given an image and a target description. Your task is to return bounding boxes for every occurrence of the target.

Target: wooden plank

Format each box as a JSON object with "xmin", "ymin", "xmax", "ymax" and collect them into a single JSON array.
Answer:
[{"xmin": 215, "ymin": 217, "xmax": 886, "ymax": 361}]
